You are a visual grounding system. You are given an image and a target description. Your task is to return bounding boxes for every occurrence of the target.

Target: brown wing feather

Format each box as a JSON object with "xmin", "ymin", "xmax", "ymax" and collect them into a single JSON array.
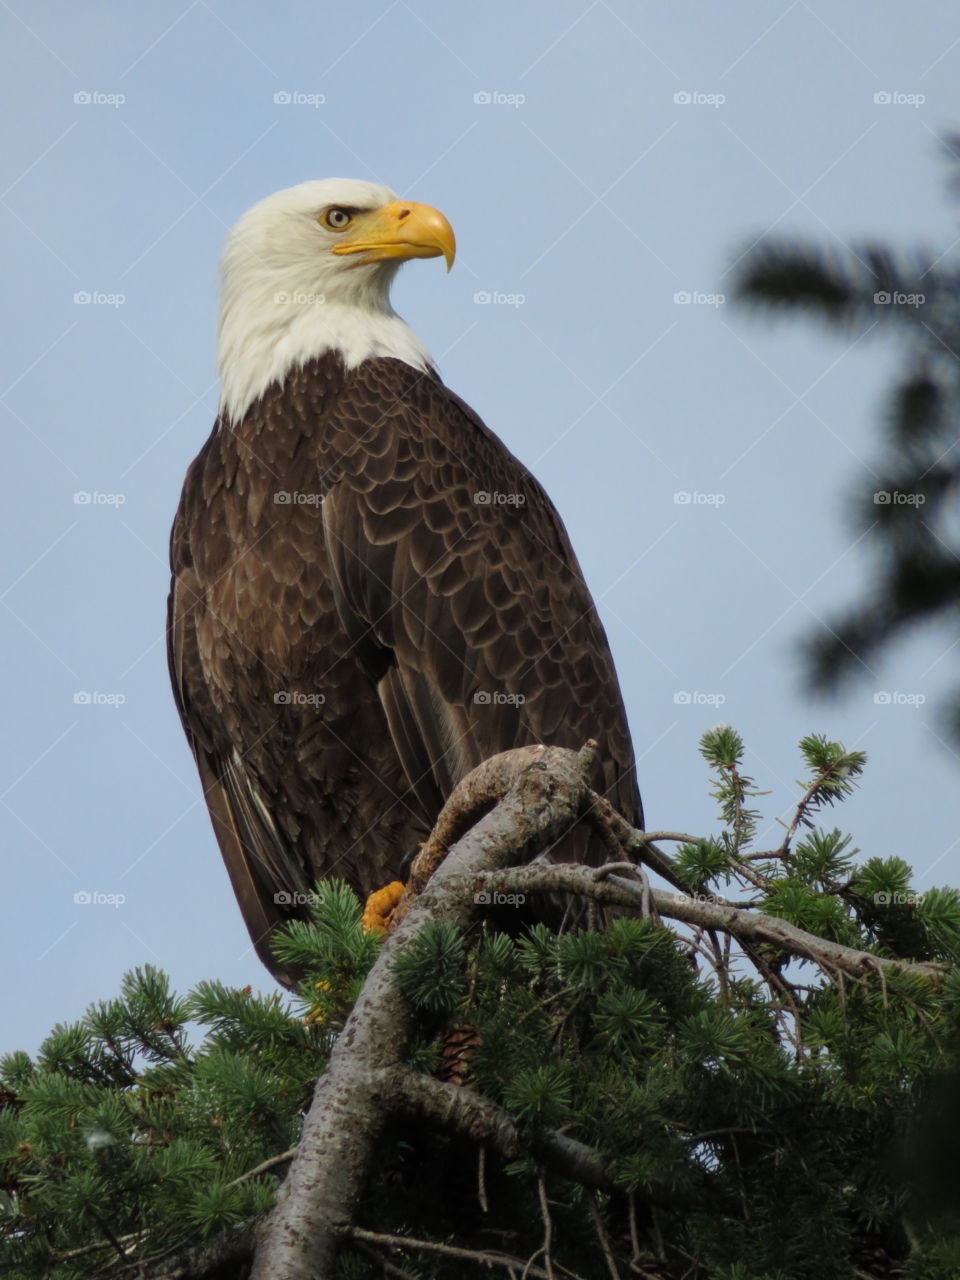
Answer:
[
  {"xmin": 168, "ymin": 365, "xmax": 433, "ymax": 984},
  {"xmin": 168, "ymin": 353, "xmax": 642, "ymax": 985},
  {"xmin": 167, "ymin": 534, "xmax": 298, "ymax": 982},
  {"xmin": 318, "ymin": 359, "xmax": 643, "ymax": 846}
]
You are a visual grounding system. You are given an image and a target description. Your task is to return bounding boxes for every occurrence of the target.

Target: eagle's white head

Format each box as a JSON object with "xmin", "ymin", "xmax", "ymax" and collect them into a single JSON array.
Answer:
[{"xmin": 217, "ymin": 178, "xmax": 456, "ymax": 424}]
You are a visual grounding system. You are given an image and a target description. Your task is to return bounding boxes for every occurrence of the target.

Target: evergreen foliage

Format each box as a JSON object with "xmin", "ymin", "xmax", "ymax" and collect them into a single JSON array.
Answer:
[
  {"xmin": 1, "ymin": 735, "xmax": 957, "ymax": 1278},
  {"xmin": 732, "ymin": 137, "xmax": 960, "ymax": 742}
]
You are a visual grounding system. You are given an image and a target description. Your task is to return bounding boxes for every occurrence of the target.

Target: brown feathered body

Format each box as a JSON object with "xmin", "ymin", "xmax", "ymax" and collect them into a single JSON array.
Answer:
[{"xmin": 168, "ymin": 353, "xmax": 641, "ymax": 984}]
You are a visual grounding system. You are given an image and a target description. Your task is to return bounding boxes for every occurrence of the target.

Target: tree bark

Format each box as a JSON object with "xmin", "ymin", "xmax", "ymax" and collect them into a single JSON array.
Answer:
[{"xmin": 250, "ymin": 744, "xmax": 596, "ymax": 1279}]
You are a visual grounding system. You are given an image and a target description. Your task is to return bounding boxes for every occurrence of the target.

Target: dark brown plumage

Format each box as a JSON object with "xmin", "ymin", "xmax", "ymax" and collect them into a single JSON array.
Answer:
[{"xmin": 169, "ymin": 353, "xmax": 642, "ymax": 984}]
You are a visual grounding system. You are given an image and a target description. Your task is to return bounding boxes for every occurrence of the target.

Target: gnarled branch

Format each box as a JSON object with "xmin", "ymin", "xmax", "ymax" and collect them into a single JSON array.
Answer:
[{"xmin": 251, "ymin": 743, "xmax": 598, "ymax": 1279}]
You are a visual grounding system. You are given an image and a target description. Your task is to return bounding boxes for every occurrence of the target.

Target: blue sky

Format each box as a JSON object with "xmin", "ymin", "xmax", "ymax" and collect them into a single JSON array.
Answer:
[{"xmin": 3, "ymin": 0, "xmax": 960, "ymax": 1053}]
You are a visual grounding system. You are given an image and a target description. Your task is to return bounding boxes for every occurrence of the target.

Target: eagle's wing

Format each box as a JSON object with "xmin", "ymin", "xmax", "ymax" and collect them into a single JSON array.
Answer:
[
  {"xmin": 167, "ymin": 497, "xmax": 301, "ymax": 984},
  {"xmin": 319, "ymin": 359, "xmax": 642, "ymax": 841}
]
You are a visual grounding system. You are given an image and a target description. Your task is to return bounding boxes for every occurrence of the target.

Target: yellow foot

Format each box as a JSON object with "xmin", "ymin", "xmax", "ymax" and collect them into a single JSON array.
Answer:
[{"xmin": 361, "ymin": 880, "xmax": 406, "ymax": 936}]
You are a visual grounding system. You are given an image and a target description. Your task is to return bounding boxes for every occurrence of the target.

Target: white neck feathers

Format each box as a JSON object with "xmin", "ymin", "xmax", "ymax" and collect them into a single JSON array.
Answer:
[
  {"xmin": 216, "ymin": 184, "xmax": 434, "ymax": 424},
  {"xmin": 217, "ymin": 288, "xmax": 432, "ymax": 424}
]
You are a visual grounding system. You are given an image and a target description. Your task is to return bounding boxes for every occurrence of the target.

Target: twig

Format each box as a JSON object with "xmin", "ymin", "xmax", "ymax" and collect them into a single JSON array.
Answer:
[
  {"xmin": 224, "ymin": 1146, "xmax": 294, "ymax": 1188},
  {"xmin": 630, "ymin": 831, "xmax": 705, "ymax": 846},
  {"xmin": 478, "ymin": 1143, "xmax": 489, "ymax": 1214},
  {"xmin": 708, "ymin": 928, "xmax": 729, "ymax": 1005},
  {"xmin": 342, "ymin": 1225, "xmax": 574, "ymax": 1280},
  {"xmin": 777, "ymin": 766, "xmax": 838, "ymax": 858},
  {"xmin": 354, "ymin": 1239, "xmax": 422, "ymax": 1280},
  {"xmin": 725, "ymin": 852, "xmax": 775, "ymax": 895},
  {"xmin": 583, "ymin": 797, "xmax": 692, "ymax": 893},
  {"xmin": 532, "ymin": 1176, "xmax": 556, "ymax": 1280},
  {"xmin": 627, "ymin": 1192, "xmax": 641, "ymax": 1265},
  {"xmin": 587, "ymin": 1192, "xmax": 622, "ymax": 1280}
]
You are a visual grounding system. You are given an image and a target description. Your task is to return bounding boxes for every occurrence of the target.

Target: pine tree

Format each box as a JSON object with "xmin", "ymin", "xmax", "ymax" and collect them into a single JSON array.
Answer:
[
  {"xmin": 1, "ymin": 732, "xmax": 957, "ymax": 1278},
  {"xmin": 732, "ymin": 135, "xmax": 960, "ymax": 743}
]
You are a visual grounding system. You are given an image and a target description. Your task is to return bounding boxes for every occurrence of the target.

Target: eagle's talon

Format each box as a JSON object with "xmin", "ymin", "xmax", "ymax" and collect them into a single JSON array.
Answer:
[
  {"xmin": 363, "ymin": 842, "xmax": 452, "ymax": 937},
  {"xmin": 361, "ymin": 880, "xmax": 406, "ymax": 936}
]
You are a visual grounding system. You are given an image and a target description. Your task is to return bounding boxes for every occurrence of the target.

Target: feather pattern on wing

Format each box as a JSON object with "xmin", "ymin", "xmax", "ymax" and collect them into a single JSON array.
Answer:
[{"xmin": 168, "ymin": 354, "xmax": 642, "ymax": 982}]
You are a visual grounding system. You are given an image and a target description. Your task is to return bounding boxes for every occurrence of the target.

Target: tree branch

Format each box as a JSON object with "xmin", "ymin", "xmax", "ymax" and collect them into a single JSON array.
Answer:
[
  {"xmin": 584, "ymin": 794, "xmax": 691, "ymax": 893},
  {"xmin": 388, "ymin": 1065, "xmax": 614, "ymax": 1190},
  {"xmin": 250, "ymin": 744, "xmax": 598, "ymax": 1280},
  {"xmin": 480, "ymin": 864, "xmax": 947, "ymax": 983},
  {"xmin": 340, "ymin": 1225, "xmax": 572, "ymax": 1280}
]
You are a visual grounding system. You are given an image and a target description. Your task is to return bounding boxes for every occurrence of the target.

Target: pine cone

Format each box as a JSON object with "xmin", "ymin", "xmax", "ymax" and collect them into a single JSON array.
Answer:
[{"xmin": 437, "ymin": 1021, "xmax": 483, "ymax": 1087}]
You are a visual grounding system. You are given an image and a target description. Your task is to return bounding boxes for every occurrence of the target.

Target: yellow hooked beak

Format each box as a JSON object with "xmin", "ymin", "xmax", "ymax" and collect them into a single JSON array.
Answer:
[{"xmin": 330, "ymin": 201, "xmax": 456, "ymax": 271}]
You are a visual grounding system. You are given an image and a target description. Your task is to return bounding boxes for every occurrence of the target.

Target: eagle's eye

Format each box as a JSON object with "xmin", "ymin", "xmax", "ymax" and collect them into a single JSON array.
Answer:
[{"xmin": 322, "ymin": 207, "xmax": 353, "ymax": 231}]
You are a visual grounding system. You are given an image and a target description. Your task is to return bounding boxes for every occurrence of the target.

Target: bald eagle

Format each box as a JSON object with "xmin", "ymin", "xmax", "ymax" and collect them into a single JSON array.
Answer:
[{"xmin": 168, "ymin": 179, "xmax": 643, "ymax": 986}]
